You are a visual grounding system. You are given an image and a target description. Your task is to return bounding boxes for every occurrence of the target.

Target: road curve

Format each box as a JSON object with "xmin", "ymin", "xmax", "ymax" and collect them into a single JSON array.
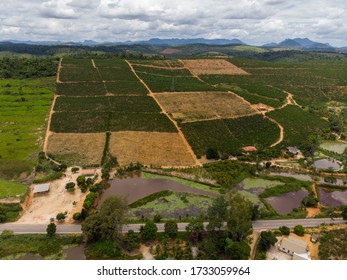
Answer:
[{"xmin": 0, "ymin": 218, "xmax": 344, "ymax": 234}]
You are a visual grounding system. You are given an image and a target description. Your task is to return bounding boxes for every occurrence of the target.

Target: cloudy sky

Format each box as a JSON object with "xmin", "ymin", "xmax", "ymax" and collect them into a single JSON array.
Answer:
[{"xmin": 1, "ymin": 0, "xmax": 346, "ymax": 46}]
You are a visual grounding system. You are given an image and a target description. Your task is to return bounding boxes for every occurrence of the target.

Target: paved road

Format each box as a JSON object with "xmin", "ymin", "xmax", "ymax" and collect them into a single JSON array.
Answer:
[{"xmin": 0, "ymin": 218, "xmax": 344, "ymax": 234}]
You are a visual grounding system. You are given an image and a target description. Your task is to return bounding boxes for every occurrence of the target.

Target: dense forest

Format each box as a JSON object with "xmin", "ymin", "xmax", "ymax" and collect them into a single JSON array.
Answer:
[{"xmin": 0, "ymin": 57, "xmax": 58, "ymax": 79}]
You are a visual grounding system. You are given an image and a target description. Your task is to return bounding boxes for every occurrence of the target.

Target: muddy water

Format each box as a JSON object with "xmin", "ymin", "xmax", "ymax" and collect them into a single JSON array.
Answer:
[
  {"xmin": 313, "ymin": 158, "xmax": 341, "ymax": 171},
  {"xmin": 65, "ymin": 245, "xmax": 86, "ymax": 260},
  {"xmin": 268, "ymin": 172, "xmax": 346, "ymax": 186},
  {"xmin": 18, "ymin": 253, "xmax": 44, "ymax": 260},
  {"xmin": 265, "ymin": 189, "xmax": 308, "ymax": 215},
  {"xmin": 320, "ymin": 142, "xmax": 347, "ymax": 154},
  {"xmin": 100, "ymin": 176, "xmax": 217, "ymax": 205},
  {"xmin": 318, "ymin": 187, "xmax": 347, "ymax": 207}
]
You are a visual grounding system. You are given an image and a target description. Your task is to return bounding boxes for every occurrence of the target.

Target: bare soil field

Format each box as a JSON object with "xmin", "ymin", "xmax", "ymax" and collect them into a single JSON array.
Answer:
[
  {"xmin": 46, "ymin": 133, "xmax": 106, "ymax": 166},
  {"xmin": 154, "ymin": 91, "xmax": 257, "ymax": 122},
  {"xmin": 109, "ymin": 131, "xmax": 196, "ymax": 167},
  {"xmin": 17, "ymin": 168, "xmax": 88, "ymax": 224},
  {"xmin": 182, "ymin": 59, "xmax": 249, "ymax": 75}
]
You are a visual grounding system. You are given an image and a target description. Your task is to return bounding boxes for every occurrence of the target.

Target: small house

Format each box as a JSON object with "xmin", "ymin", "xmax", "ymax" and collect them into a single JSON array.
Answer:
[
  {"xmin": 279, "ymin": 236, "xmax": 310, "ymax": 260},
  {"xmin": 287, "ymin": 146, "xmax": 301, "ymax": 156},
  {"xmin": 81, "ymin": 169, "xmax": 96, "ymax": 177},
  {"xmin": 242, "ymin": 146, "xmax": 257, "ymax": 153},
  {"xmin": 33, "ymin": 183, "xmax": 50, "ymax": 195}
]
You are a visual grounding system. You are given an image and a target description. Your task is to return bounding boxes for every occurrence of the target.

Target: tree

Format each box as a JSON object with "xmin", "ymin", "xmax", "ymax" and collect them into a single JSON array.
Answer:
[
  {"xmin": 226, "ymin": 193, "xmax": 253, "ymax": 242},
  {"xmin": 82, "ymin": 196, "xmax": 128, "ymax": 243},
  {"xmin": 258, "ymin": 231, "xmax": 277, "ymax": 251},
  {"xmin": 186, "ymin": 216, "xmax": 205, "ymax": 243},
  {"xmin": 153, "ymin": 214, "xmax": 162, "ymax": 223},
  {"xmin": 65, "ymin": 182, "xmax": 76, "ymax": 192},
  {"xmin": 206, "ymin": 148, "xmax": 220, "ymax": 160},
  {"xmin": 140, "ymin": 220, "xmax": 158, "ymax": 241},
  {"xmin": 164, "ymin": 220, "xmax": 178, "ymax": 238},
  {"xmin": 123, "ymin": 230, "xmax": 141, "ymax": 251},
  {"xmin": 206, "ymin": 196, "xmax": 227, "ymax": 232},
  {"xmin": 71, "ymin": 167, "xmax": 79, "ymax": 173},
  {"xmin": 73, "ymin": 212, "xmax": 81, "ymax": 221},
  {"xmin": 46, "ymin": 223, "xmax": 56, "ymax": 237},
  {"xmin": 224, "ymin": 238, "xmax": 250, "ymax": 260},
  {"xmin": 294, "ymin": 225, "xmax": 305, "ymax": 236},
  {"xmin": 279, "ymin": 226, "xmax": 290, "ymax": 235},
  {"xmin": 76, "ymin": 175, "xmax": 86, "ymax": 186},
  {"xmin": 342, "ymin": 207, "xmax": 347, "ymax": 220},
  {"xmin": 56, "ymin": 212, "xmax": 66, "ymax": 222}
]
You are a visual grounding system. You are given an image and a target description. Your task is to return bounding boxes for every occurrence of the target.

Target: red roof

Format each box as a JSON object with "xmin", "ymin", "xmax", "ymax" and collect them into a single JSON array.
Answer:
[{"xmin": 242, "ymin": 146, "xmax": 257, "ymax": 152}]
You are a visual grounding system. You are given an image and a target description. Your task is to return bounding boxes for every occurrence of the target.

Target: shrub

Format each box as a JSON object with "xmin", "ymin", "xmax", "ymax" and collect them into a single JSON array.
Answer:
[
  {"xmin": 153, "ymin": 214, "xmax": 162, "ymax": 223},
  {"xmin": 279, "ymin": 226, "xmax": 290, "ymax": 236},
  {"xmin": 65, "ymin": 182, "xmax": 76, "ymax": 192},
  {"xmin": 83, "ymin": 192, "xmax": 96, "ymax": 209},
  {"xmin": 73, "ymin": 212, "xmax": 81, "ymax": 221},
  {"xmin": 164, "ymin": 220, "xmax": 178, "ymax": 238},
  {"xmin": 46, "ymin": 223, "xmax": 56, "ymax": 237},
  {"xmin": 123, "ymin": 230, "xmax": 141, "ymax": 251},
  {"xmin": 294, "ymin": 225, "xmax": 305, "ymax": 236},
  {"xmin": 56, "ymin": 212, "xmax": 66, "ymax": 221},
  {"xmin": 206, "ymin": 148, "xmax": 220, "ymax": 160},
  {"xmin": 140, "ymin": 220, "xmax": 158, "ymax": 241},
  {"xmin": 77, "ymin": 175, "xmax": 86, "ymax": 186},
  {"xmin": 71, "ymin": 167, "xmax": 79, "ymax": 173}
]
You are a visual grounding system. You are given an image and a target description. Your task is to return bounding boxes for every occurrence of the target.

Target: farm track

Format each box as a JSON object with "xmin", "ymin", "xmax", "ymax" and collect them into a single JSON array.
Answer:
[
  {"xmin": 125, "ymin": 60, "xmax": 201, "ymax": 167},
  {"xmin": 266, "ymin": 116, "xmax": 284, "ymax": 147},
  {"xmin": 91, "ymin": 59, "xmax": 109, "ymax": 94},
  {"xmin": 181, "ymin": 112, "xmax": 260, "ymax": 124},
  {"xmin": 56, "ymin": 58, "xmax": 62, "ymax": 83}
]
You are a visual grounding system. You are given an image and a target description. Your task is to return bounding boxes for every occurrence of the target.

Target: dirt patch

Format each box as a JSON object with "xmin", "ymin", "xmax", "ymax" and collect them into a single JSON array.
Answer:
[
  {"xmin": 154, "ymin": 91, "xmax": 257, "ymax": 122},
  {"xmin": 17, "ymin": 168, "xmax": 88, "ymax": 224},
  {"xmin": 161, "ymin": 48, "xmax": 181, "ymax": 55},
  {"xmin": 109, "ymin": 131, "xmax": 196, "ymax": 167},
  {"xmin": 46, "ymin": 133, "xmax": 106, "ymax": 166},
  {"xmin": 182, "ymin": 59, "xmax": 249, "ymax": 75}
]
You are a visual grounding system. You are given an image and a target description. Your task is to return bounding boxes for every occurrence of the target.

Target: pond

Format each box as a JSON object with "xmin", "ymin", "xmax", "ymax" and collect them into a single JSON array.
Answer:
[
  {"xmin": 265, "ymin": 189, "xmax": 309, "ymax": 215},
  {"xmin": 236, "ymin": 178, "xmax": 284, "ymax": 205},
  {"xmin": 313, "ymin": 158, "xmax": 341, "ymax": 171},
  {"xmin": 65, "ymin": 245, "xmax": 86, "ymax": 260},
  {"xmin": 320, "ymin": 142, "xmax": 347, "ymax": 154},
  {"xmin": 318, "ymin": 187, "xmax": 347, "ymax": 207},
  {"xmin": 100, "ymin": 175, "xmax": 218, "ymax": 206}
]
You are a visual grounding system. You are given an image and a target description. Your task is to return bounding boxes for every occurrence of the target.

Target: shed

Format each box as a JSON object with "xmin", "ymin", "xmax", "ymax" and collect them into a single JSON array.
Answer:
[
  {"xmin": 287, "ymin": 146, "xmax": 301, "ymax": 155},
  {"xmin": 33, "ymin": 183, "xmax": 50, "ymax": 194},
  {"xmin": 242, "ymin": 146, "xmax": 257, "ymax": 152},
  {"xmin": 279, "ymin": 236, "xmax": 307, "ymax": 255}
]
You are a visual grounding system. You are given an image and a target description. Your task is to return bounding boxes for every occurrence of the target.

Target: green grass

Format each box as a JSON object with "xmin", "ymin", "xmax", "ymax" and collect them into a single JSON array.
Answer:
[
  {"xmin": 0, "ymin": 78, "xmax": 55, "ymax": 179},
  {"xmin": 241, "ymin": 177, "xmax": 284, "ymax": 190},
  {"xmin": 0, "ymin": 179, "xmax": 27, "ymax": 199},
  {"xmin": 141, "ymin": 172, "xmax": 220, "ymax": 193}
]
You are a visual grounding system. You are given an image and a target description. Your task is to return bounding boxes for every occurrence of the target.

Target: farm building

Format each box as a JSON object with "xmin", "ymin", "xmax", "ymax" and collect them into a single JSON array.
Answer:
[
  {"xmin": 278, "ymin": 236, "xmax": 310, "ymax": 260},
  {"xmin": 33, "ymin": 183, "xmax": 50, "ymax": 195},
  {"xmin": 287, "ymin": 146, "xmax": 301, "ymax": 156},
  {"xmin": 81, "ymin": 169, "xmax": 96, "ymax": 177},
  {"xmin": 242, "ymin": 146, "xmax": 257, "ymax": 153}
]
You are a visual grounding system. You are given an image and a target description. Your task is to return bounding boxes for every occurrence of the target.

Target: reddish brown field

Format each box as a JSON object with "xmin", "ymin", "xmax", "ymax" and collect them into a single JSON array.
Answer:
[
  {"xmin": 109, "ymin": 131, "xmax": 196, "ymax": 167},
  {"xmin": 182, "ymin": 59, "xmax": 249, "ymax": 75}
]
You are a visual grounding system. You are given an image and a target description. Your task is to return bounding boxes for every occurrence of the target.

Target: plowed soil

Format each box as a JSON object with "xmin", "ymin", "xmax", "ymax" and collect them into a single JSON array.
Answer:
[
  {"xmin": 109, "ymin": 131, "xmax": 196, "ymax": 167},
  {"xmin": 182, "ymin": 59, "xmax": 249, "ymax": 75}
]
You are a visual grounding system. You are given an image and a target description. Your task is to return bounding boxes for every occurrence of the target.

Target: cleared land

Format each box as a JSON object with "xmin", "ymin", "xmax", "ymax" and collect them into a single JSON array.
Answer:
[
  {"xmin": 182, "ymin": 59, "xmax": 249, "ymax": 75},
  {"xmin": 154, "ymin": 91, "xmax": 257, "ymax": 122},
  {"xmin": 109, "ymin": 132, "xmax": 196, "ymax": 167},
  {"xmin": 46, "ymin": 133, "xmax": 106, "ymax": 166}
]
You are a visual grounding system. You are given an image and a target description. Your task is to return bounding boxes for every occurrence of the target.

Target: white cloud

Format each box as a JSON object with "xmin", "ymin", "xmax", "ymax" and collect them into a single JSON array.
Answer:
[{"xmin": 0, "ymin": 0, "xmax": 346, "ymax": 46}]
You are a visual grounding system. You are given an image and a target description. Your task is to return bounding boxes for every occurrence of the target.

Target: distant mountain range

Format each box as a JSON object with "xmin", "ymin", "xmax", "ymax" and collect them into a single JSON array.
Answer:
[
  {"xmin": 1, "ymin": 37, "xmax": 346, "ymax": 51},
  {"xmin": 263, "ymin": 38, "xmax": 335, "ymax": 50}
]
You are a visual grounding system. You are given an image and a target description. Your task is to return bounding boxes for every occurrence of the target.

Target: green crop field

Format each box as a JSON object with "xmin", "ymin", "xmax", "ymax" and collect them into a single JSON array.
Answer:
[
  {"xmin": 136, "ymin": 72, "xmax": 214, "ymax": 92},
  {"xmin": 51, "ymin": 112, "xmax": 176, "ymax": 133},
  {"xmin": 56, "ymin": 82, "xmax": 106, "ymax": 96},
  {"xmin": 61, "ymin": 58, "xmax": 93, "ymax": 67},
  {"xmin": 0, "ymin": 78, "xmax": 55, "ymax": 179},
  {"xmin": 53, "ymin": 96, "xmax": 161, "ymax": 113},
  {"xmin": 133, "ymin": 65, "xmax": 192, "ymax": 76},
  {"xmin": 229, "ymin": 58, "xmax": 347, "ymax": 106},
  {"xmin": 180, "ymin": 114, "xmax": 280, "ymax": 157},
  {"xmin": 105, "ymin": 81, "xmax": 148, "ymax": 95},
  {"xmin": 97, "ymin": 67, "xmax": 139, "ymax": 81},
  {"xmin": 59, "ymin": 67, "xmax": 101, "ymax": 82},
  {"xmin": 267, "ymin": 105, "xmax": 329, "ymax": 146},
  {"xmin": 129, "ymin": 59, "xmax": 184, "ymax": 68}
]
